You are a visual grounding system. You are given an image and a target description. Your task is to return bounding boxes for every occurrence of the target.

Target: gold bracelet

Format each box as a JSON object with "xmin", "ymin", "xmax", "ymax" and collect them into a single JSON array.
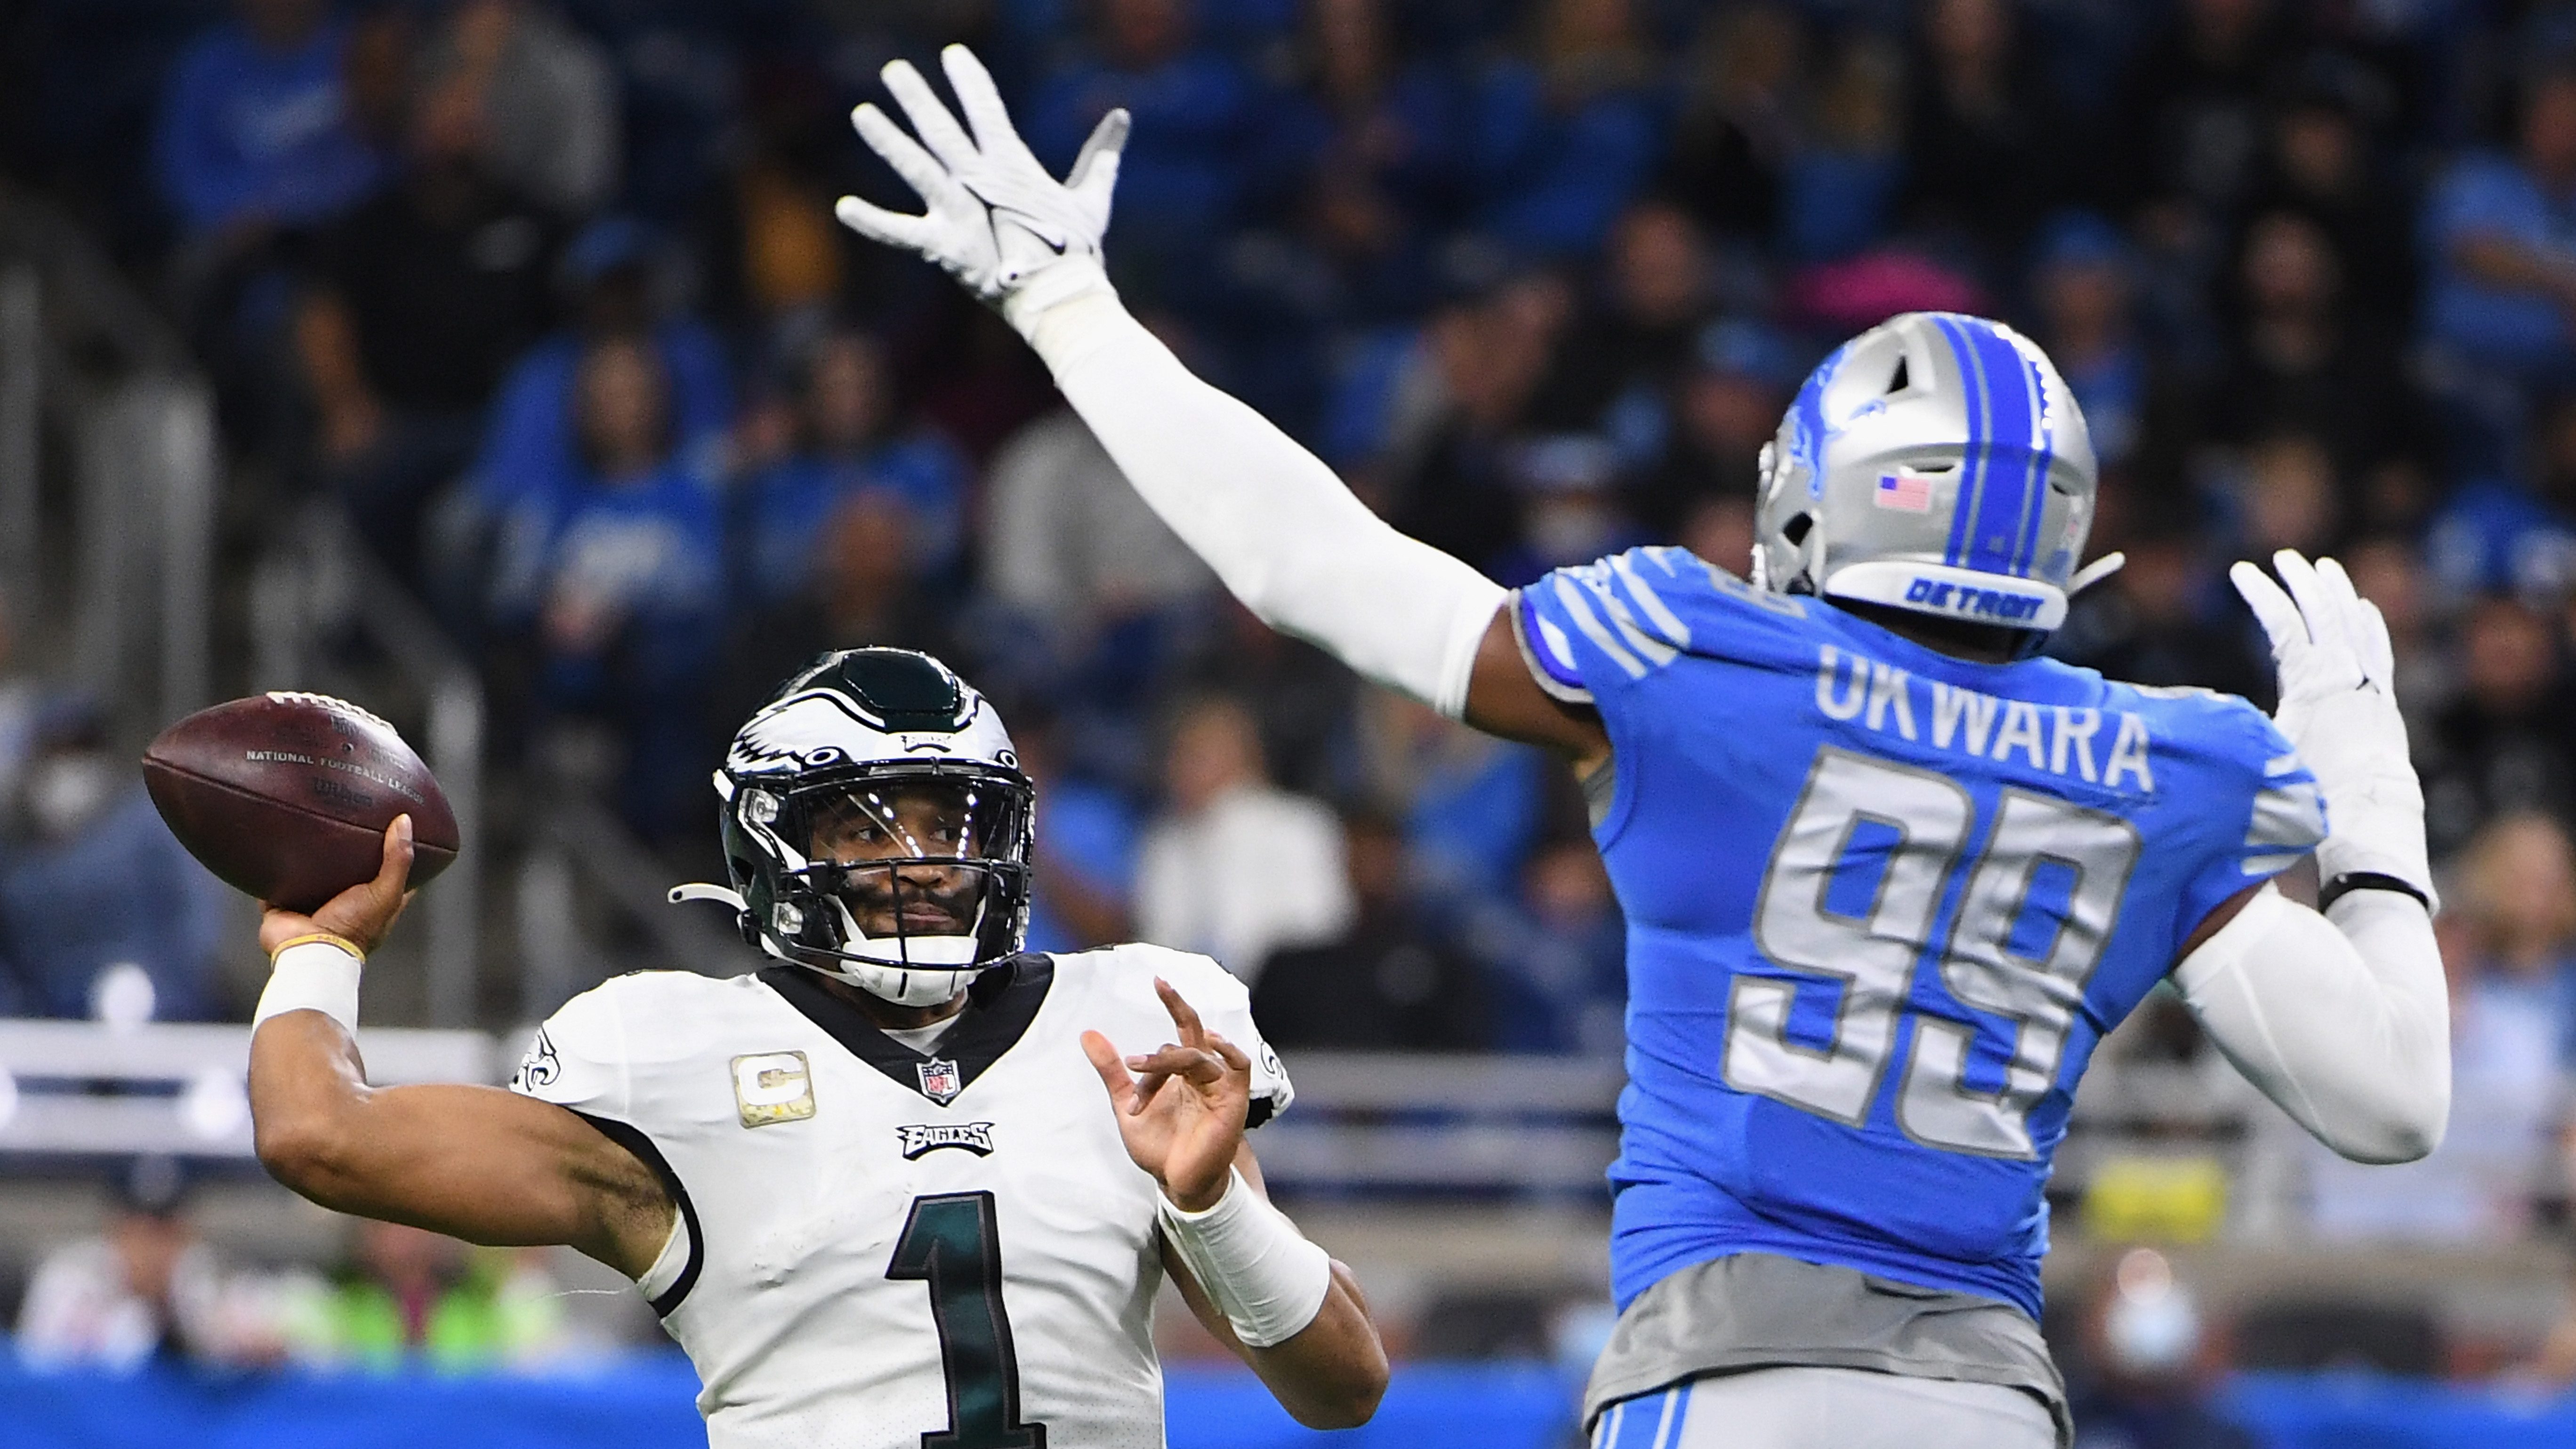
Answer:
[{"xmin": 269, "ymin": 932, "xmax": 366, "ymax": 966}]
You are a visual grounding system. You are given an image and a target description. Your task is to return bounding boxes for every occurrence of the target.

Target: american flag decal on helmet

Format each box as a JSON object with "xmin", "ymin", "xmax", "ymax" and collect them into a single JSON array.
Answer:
[{"xmin": 1875, "ymin": 469, "xmax": 1935, "ymax": 513}]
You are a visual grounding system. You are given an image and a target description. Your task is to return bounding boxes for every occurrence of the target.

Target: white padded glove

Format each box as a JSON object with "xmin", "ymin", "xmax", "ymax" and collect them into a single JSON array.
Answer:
[
  {"xmin": 835, "ymin": 44, "xmax": 1128, "ymax": 337},
  {"xmin": 2228, "ymin": 549, "xmax": 2437, "ymax": 911}
]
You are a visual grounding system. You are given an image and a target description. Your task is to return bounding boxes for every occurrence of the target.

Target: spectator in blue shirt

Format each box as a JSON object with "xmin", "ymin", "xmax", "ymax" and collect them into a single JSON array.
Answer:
[
  {"xmin": 2426, "ymin": 65, "xmax": 2576, "ymax": 369},
  {"xmin": 1468, "ymin": 834, "xmax": 1626, "ymax": 1056},
  {"xmin": 2428, "ymin": 392, "xmax": 2576, "ymax": 601},
  {"xmin": 1778, "ymin": 32, "xmax": 1906, "ymax": 264},
  {"xmin": 739, "ymin": 330, "xmax": 967, "ymax": 611},
  {"xmin": 1355, "ymin": 692, "xmax": 1545, "ymax": 909},
  {"xmin": 1252, "ymin": 0, "xmax": 1465, "ymax": 325},
  {"xmin": 469, "ymin": 217, "xmax": 733, "ymax": 529},
  {"xmin": 0, "ymin": 700, "xmax": 229, "ymax": 1022},
  {"xmin": 2031, "ymin": 212, "xmax": 2150, "ymax": 470},
  {"xmin": 515, "ymin": 336, "xmax": 725, "ymax": 842},
  {"xmin": 154, "ymin": 0, "xmax": 385, "ymax": 240},
  {"xmin": 1014, "ymin": 708, "xmax": 1140, "ymax": 957},
  {"xmin": 2423, "ymin": 64, "xmax": 2576, "ymax": 470},
  {"xmin": 1463, "ymin": 0, "xmax": 1660, "ymax": 259},
  {"xmin": 441, "ymin": 215, "xmax": 732, "ymax": 636},
  {"xmin": 2452, "ymin": 814, "xmax": 2576, "ymax": 1069},
  {"xmin": 1025, "ymin": 0, "xmax": 1256, "ymax": 297}
]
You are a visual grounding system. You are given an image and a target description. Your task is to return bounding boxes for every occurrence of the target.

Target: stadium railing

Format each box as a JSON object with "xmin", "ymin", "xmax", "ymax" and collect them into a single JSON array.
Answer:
[
  {"xmin": 0, "ymin": 1017, "xmax": 2256, "ymax": 1208},
  {"xmin": 0, "ymin": 184, "xmax": 214, "ymax": 728},
  {"xmin": 0, "ymin": 1017, "xmax": 491, "ymax": 1157}
]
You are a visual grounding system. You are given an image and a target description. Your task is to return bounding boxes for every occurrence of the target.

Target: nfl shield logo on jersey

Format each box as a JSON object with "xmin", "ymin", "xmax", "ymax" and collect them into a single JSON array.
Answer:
[{"xmin": 917, "ymin": 1057, "xmax": 964, "ymax": 1104}]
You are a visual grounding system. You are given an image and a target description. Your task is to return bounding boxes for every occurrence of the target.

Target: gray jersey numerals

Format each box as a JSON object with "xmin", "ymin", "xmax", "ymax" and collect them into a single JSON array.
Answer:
[{"xmin": 1723, "ymin": 747, "xmax": 2140, "ymax": 1158}]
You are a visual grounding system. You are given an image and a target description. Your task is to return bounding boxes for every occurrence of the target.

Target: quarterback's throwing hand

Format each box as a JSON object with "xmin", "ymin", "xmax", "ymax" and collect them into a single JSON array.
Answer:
[
  {"xmin": 1081, "ymin": 980, "xmax": 1250, "ymax": 1213},
  {"xmin": 835, "ymin": 44, "xmax": 1127, "ymax": 334},
  {"xmin": 256, "ymin": 814, "xmax": 417, "ymax": 959}
]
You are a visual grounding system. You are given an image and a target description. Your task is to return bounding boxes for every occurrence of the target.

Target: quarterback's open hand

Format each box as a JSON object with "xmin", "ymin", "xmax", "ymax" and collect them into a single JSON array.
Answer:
[
  {"xmin": 1081, "ymin": 979, "xmax": 1250, "ymax": 1213},
  {"xmin": 257, "ymin": 814, "xmax": 417, "ymax": 958},
  {"xmin": 836, "ymin": 44, "xmax": 1127, "ymax": 333}
]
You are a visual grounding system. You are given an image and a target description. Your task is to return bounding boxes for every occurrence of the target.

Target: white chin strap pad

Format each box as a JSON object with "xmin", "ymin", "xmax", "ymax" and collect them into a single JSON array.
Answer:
[
  {"xmin": 819, "ymin": 922, "xmax": 988, "ymax": 1006},
  {"xmin": 835, "ymin": 960, "xmax": 984, "ymax": 1006},
  {"xmin": 1823, "ymin": 559, "xmax": 2068, "ymax": 632}
]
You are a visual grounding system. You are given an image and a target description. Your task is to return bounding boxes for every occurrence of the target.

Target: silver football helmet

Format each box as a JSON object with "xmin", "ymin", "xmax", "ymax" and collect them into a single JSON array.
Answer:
[{"xmin": 1753, "ymin": 312, "xmax": 2109, "ymax": 649}]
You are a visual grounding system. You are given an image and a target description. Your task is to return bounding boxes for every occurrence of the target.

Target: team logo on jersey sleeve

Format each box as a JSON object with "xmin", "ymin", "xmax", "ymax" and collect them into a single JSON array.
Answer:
[
  {"xmin": 917, "ymin": 1057, "xmax": 964, "ymax": 1104},
  {"xmin": 732, "ymin": 1051, "xmax": 816, "ymax": 1127},
  {"xmin": 897, "ymin": 1122, "xmax": 996, "ymax": 1159},
  {"xmin": 511, "ymin": 1028, "xmax": 561, "ymax": 1094}
]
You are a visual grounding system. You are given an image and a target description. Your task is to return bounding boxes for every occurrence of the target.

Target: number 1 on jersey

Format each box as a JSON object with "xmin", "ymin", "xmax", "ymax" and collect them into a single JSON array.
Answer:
[{"xmin": 887, "ymin": 1191, "xmax": 1048, "ymax": 1449}]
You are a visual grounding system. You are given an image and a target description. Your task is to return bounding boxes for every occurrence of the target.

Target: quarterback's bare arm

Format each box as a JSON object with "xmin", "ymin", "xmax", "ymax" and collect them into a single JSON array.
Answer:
[
  {"xmin": 247, "ymin": 820, "xmax": 676, "ymax": 1278},
  {"xmin": 831, "ymin": 45, "xmax": 1605, "ymax": 771},
  {"xmin": 1082, "ymin": 981, "xmax": 1389, "ymax": 1429}
]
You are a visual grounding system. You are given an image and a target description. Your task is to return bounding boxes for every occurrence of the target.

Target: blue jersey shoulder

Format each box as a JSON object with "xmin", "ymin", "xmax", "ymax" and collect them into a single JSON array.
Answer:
[
  {"xmin": 1515, "ymin": 546, "xmax": 1812, "ymax": 702},
  {"xmin": 1520, "ymin": 547, "xmax": 2321, "ymax": 882},
  {"xmin": 2093, "ymin": 679, "xmax": 2326, "ymax": 903}
]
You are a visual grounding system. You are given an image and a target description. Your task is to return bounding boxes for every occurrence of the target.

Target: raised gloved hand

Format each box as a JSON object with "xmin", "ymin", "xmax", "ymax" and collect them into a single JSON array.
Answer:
[
  {"xmin": 2228, "ymin": 549, "xmax": 2436, "ymax": 911},
  {"xmin": 834, "ymin": 44, "xmax": 1127, "ymax": 337}
]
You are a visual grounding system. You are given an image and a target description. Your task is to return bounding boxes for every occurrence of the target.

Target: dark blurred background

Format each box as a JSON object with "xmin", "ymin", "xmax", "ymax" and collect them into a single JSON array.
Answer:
[{"xmin": 2, "ymin": 2, "xmax": 2576, "ymax": 1444}]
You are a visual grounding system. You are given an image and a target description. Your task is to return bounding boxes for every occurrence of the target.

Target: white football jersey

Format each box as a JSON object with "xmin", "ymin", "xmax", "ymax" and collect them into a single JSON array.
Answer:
[{"xmin": 509, "ymin": 943, "xmax": 1293, "ymax": 1449}]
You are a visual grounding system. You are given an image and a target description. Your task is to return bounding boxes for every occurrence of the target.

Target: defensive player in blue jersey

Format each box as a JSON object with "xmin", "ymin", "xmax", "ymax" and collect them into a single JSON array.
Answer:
[{"xmin": 837, "ymin": 49, "xmax": 2452, "ymax": 1449}]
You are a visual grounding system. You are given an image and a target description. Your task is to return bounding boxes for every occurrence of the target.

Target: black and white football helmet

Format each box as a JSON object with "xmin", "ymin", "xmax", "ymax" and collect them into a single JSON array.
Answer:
[{"xmin": 677, "ymin": 649, "xmax": 1034, "ymax": 1006}]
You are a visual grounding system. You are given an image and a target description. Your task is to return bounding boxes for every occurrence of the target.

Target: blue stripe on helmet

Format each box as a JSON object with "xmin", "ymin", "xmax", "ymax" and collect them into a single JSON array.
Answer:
[
  {"xmin": 1933, "ymin": 316, "xmax": 1988, "ymax": 568},
  {"xmin": 2004, "ymin": 331, "xmax": 2053, "ymax": 577},
  {"xmin": 1962, "ymin": 319, "xmax": 2040, "ymax": 579}
]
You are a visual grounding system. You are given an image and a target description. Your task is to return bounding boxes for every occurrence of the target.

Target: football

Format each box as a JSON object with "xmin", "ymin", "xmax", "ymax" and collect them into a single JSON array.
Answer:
[{"xmin": 141, "ymin": 692, "xmax": 461, "ymax": 913}]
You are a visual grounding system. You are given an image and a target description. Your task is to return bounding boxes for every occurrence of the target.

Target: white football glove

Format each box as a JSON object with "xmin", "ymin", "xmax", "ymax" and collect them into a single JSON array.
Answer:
[
  {"xmin": 2228, "ymin": 549, "xmax": 2437, "ymax": 911},
  {"xmin": 835, "ymin": 44, "xmax": 1128, "ymax": 337}
]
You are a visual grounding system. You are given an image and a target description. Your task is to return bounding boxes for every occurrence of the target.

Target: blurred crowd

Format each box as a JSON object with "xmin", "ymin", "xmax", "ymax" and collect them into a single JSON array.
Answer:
[
  {"xmin": 1, "ymin": 0, "xmax": 2575, "ymax": 1117},
  {"xmin": 11, "ymin": 1155, "xmax": 588, "ymax": 1375}
]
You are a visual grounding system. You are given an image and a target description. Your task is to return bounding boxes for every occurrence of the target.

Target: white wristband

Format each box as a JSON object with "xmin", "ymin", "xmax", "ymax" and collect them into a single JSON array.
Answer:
[
  {"xmin": 1157, "ymin": 1167, "xmax": 1331, "ymax": 1349},
  {"xmin": 254, "ymin": 939, "xmax": 363, "ymax": 1033}
]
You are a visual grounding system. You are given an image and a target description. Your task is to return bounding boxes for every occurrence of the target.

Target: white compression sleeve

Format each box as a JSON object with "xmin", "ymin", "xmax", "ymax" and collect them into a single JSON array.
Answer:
[
  {"xmin": 2173, "ymin": 883, "xmax": 2449, "ymax": 1164},
  {"xmin": 1026, "ymin": 292, "xmax": 1507, "ymax": 717},
  {"xmin": 1158, "ymin": 1167, "xmax": 1333, "ymax": 1349}
]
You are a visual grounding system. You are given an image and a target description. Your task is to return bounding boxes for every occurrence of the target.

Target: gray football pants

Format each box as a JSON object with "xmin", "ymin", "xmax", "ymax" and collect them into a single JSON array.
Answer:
[{"xmin": 1592, "ymin": 1366, "xmax": 2058, "ymax": 1449}]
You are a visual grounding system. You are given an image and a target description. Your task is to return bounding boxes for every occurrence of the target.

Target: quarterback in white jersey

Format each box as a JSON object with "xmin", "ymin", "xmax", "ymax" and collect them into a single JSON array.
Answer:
[{"xmin": 243, "ymin": 649, "xmax": 1389, "ymax": 1448}]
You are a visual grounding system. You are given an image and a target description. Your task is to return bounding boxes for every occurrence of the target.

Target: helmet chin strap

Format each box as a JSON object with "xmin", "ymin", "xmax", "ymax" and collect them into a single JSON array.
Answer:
[
  {"xmin": 825, "ymin": 956, "xmax": 984, "ymax": 1008},
  {"xmin": 2067, "ymin": 551, "xmax": 2126, "ymax": 596},
  {"xmin": 815, "ymin": 895, "xmax": 986, "ymax": 1006}
]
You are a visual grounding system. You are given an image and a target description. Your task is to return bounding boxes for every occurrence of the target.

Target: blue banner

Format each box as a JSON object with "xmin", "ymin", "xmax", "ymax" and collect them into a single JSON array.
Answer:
[
  {"xmin": 0, "ymin": 1356, "xmax": 1580, "ymax": 1449},
  {"xmin": 2222, "ymin": 1372, "xmax": 2576, "ymax": 1449},
  {"xmin": 10, "ymin": 1357, "xmax": 2575, "ymax": 1448}
]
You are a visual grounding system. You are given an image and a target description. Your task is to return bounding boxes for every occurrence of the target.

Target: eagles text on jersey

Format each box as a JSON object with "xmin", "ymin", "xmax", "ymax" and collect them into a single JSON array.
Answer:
[{"xmin": 510, "ymin": 942, "xmax": 1292, "ymax": 1449}]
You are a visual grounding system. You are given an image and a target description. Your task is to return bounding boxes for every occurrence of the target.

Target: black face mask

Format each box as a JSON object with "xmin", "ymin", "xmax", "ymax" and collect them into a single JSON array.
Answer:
[{"xmin": 732, "ymin": 763, "xmax": 1035, "ymax": 973}]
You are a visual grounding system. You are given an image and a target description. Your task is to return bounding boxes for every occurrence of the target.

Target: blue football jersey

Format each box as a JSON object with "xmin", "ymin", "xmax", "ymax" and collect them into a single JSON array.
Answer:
[{"xmin": 1515, "ymin": 547, "xmax": 2324, "ymax": 1319}]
